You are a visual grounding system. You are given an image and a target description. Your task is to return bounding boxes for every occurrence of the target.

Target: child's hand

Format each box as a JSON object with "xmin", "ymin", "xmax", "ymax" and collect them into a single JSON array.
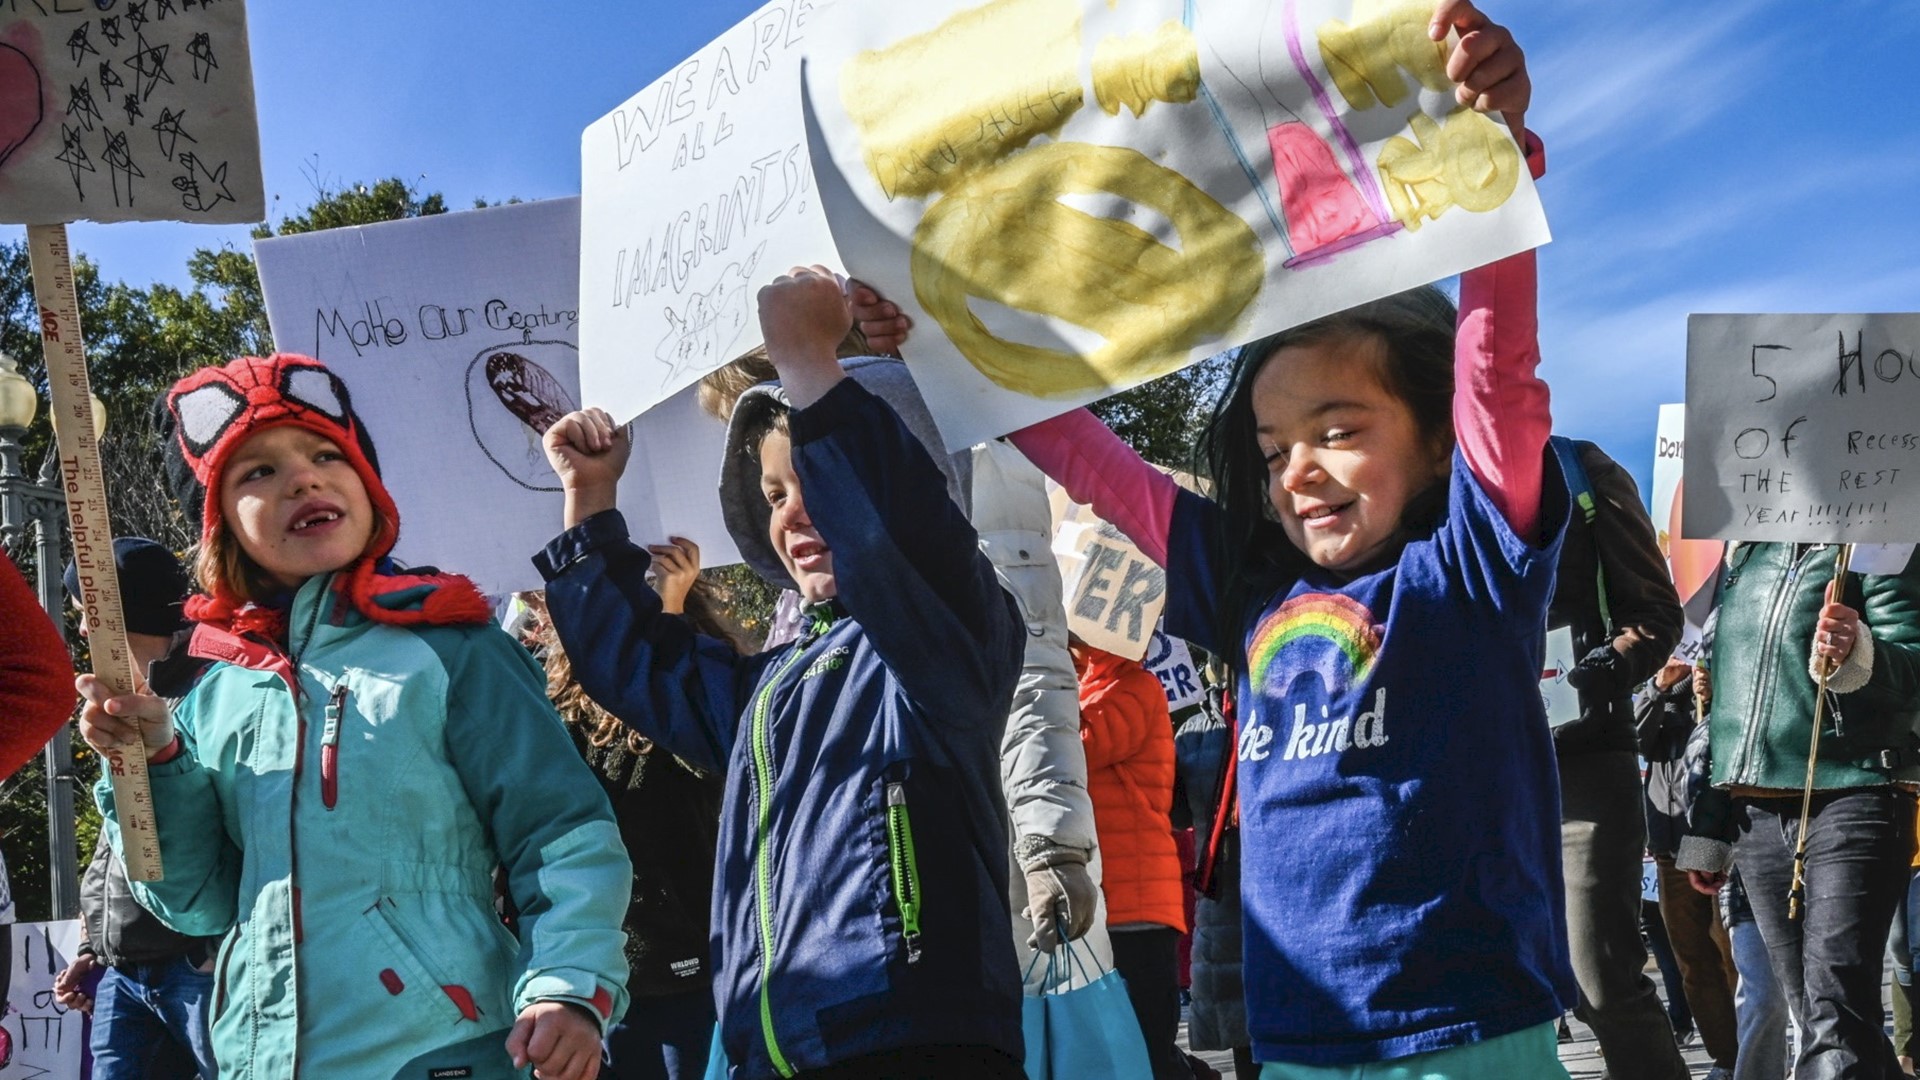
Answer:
[
  {"xmin": 759, "ymin": 265, "xmax": 852, "ymax": 408},
  {"xmin": 646, "ymin": 537, "xmax": 701, "ymax": 615},
  {"xmin": 849, "ymin": 279, "xmax": 911, "ymax": 357},
  {"xmin": 506, "ymin": 1001, "xmax": 602, "ymax": 1080},
  {"xmin": 1431, "ymin": 0, "xmax": 1530, "ymax": 138},
  {"xmin": 76, "ymin": 674, "xmax": 174, "ymax": 757},
  {"xmin": 543, "ymin": 408, "xmax": 631, "ymax": 528}
]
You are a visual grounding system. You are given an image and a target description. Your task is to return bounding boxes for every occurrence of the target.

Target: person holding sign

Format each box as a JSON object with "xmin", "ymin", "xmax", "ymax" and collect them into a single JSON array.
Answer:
[
  {"xmin": 76, "ymin": 355, "xmax": 632, "ymax": 1080},
  {"xmin": 537, "ymin": 271, "xmax": 1025, "ymax": 1079},
  {"xmin": 1677, "ymin": 543, "xmax": 1920, "ymax": 1078},
  {"xmin": 1003, "ymin": 4, "xmax": 1573, "ymax": 1072},
  {"xmin": 1541, "ymin": 438, "xmax": 1693, "ymax": 1080}
]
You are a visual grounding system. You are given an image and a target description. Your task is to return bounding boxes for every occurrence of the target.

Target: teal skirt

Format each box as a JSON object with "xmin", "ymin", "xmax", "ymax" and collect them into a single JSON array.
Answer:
[{"xmin": 1259, "ymin": 1022, "xmax": 1569, "ymax": 1080}]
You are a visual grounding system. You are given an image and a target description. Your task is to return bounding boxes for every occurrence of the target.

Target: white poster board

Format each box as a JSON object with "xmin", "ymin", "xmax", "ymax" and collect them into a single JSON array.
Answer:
[
  {"xmin": 257, "ymin": 199, "xmax": 739, "ymax": 598},
  {"xmin": 1684, "ymin": 314, "xmax": 1920, "ymax": 544},
  {"xmin": 1539, "ymin": 625, "xmax": 1579, "ymax": 728},
  {"xmin": 1143, "ymin": 625, "xmax": 1205, "ymax": 714},
  {"xmin": 2, "ymin": 921, "xmax": 86, "ymax": 1080},
  {"xmin": 802, "ymin": 0, "xmax": 1550, "ymax": 449},
  {"xmin": 579, "ymin": 0, "xmax": 841, "ymax": 424},
  {"xmin": 0, "ymin": 1, "xmax": 263, "ymax": 225},
  {"xmin": 1652, "ymin": 403, "xmax": 1724, "ymax": 660}
]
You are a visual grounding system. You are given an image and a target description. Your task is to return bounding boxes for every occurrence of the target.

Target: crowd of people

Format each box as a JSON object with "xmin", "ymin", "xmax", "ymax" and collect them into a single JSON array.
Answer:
[{"xmin": 0, "ymin": 3, "xmax": 1905, "ymax": 1079}]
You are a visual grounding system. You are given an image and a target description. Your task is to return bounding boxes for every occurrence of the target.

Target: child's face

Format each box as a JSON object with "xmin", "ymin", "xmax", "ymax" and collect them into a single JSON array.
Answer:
[
  {"xmin": 218, "ymin": 425, "xmax": 376, "ymax": 591},
  {"xmin": 1252, "ymin": 338, "xmax": 1449, "ymax": 573},
  {"xmin": 759, "ymin": 431, "xmax": 838, "ymax": 603}
]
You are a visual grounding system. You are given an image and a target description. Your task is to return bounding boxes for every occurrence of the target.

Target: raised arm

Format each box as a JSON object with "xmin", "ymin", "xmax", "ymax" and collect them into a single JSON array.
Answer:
[
  {"xmin": 1008, "ymin": 409, "xmax": 1180, "ymax": 568},
  {"xmin": 1453, "ymin": 133, "xmax": 1549, "ymax": 540}
]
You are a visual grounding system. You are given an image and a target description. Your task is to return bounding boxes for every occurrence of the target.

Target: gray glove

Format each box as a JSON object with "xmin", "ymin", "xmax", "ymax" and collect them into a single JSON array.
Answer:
[{"xmin": 1017, "ymin": 836, "xmax": 1098, "ymax": 952}]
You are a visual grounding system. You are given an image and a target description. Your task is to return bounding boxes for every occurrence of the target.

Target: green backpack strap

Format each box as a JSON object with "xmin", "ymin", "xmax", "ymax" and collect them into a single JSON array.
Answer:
[{"xmin": 1550, "ymin": 435, "xmax": 1612, "ymax": 633}]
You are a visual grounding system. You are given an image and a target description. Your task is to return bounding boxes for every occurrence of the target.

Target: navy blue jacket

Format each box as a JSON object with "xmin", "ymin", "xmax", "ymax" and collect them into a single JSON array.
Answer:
[{"xmin": 535, "ymin": 379, "xmax": 1024, "ymax": 1078}]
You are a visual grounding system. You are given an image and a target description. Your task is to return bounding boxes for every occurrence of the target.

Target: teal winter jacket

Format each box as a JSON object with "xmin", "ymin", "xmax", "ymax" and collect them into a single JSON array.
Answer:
[{"xmin": 97, "ymin": 572, "xmax": 632, "ymax": 1079}]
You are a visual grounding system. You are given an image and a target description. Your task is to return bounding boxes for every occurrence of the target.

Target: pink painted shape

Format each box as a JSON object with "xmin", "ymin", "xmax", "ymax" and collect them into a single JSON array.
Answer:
[
  {"xmin": 0, "ymin": 42, "xmax": 44, "ymax": 170},
  {"xmin": 1282, "ymin": 0, "xmax": 1394, "ymax": 226},
  {"xmin": 1266, "ymin": 120, "xmax": 1383, "ymax": 256}
]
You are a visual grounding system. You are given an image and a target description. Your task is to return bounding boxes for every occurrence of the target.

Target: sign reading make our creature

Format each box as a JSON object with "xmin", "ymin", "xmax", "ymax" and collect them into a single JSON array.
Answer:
[
  {"xmin": 1684, "ymin": 314, "xmax": 1920, "ymax": 545},
  {"xmin": 579, "ymin": 0, "xmax": 841, "ymax": 425},
  {"xmin": 255, "ymin": 198, "xmax": 739, "ymax": 598},
  {"xmin": 0, "ymin": 0, "xmax": 264, "ymax": 225},
  {"xmin": 802, "ymin": 0, "xmax": 1550, "ymax": 450}
]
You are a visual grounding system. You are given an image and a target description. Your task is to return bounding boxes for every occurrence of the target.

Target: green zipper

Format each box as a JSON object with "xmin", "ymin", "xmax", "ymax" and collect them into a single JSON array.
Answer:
[
  {"xmin": 885, "ymin": 782, "xmax": 923, "ymax": 963},
  {"xmin": 750, "ymin": 640, "xmax": 811, "ymax": 1078}
]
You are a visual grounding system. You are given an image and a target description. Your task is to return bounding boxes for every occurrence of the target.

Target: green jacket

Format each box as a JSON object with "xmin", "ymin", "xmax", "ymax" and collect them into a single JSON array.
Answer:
[
  {"xmin": 1678, "ymin": 543, "xmax": 1920, "ymax": 872},
  {"xmin": 98, "ymin": 573, "xmax": 631, "ymax": 1079}
]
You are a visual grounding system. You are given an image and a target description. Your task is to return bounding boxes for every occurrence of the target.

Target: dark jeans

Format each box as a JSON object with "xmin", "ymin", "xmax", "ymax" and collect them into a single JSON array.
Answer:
[
  {"xmin": 1656, "ymin": 855, "xmax": 1740, "ymax": 1067},
  {"xmin": 1111, "ymin": 926, "xmax": 1189, "ymax": 1080},
  {"xmin": 1559, "ymin": 751, "xmax": 1690, "ymax": 1080},
  {"xmin": 91, "ymin": 957, "xmax": 217, "ymax": 1079},
  {"xmin": 1642, "ymin": 896, "xmax": 1692, "ymax": 1032},
  {"xmin": 790, "ymin": 1045, "xmax": 1024, "ymax": 1079},
  {"xmin": 1735, "ymin": 789, "xmax": 1915, "ymax": 1080},
  {"xmin": 603, "ymin": 985, "xmax": 714, "ymax": 1080}
]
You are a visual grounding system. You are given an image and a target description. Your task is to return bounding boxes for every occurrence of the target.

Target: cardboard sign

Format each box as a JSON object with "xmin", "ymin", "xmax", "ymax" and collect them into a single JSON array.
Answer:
[
  {"xmin": 1, "ymin": 921, "xmax": 87, "ymax": 1080},
  {"xmin": 1142, "ymin": 625, "xmax": 1205, "ymax": 714},
  {"xmin": 256, "ymin": 198, "xmax": 739, "ymax": 597},
  {"xmin": 801, "ymin": 0, "xmax": 1550, "ymax": 450},
  {"xmin": 578, "ymin": 0, "xmax": 842, "ymax": 424},
  {"xmin": 0, "ymin": 0, "xmax": 264, "ymax": 225},
  {"xmin": 1651, "ymin": 403, "xmax": 1724, "ymax": 660},
  {"xmin": 1684, "ymin": 314, "xmax": 1920, "ymax": 544}
]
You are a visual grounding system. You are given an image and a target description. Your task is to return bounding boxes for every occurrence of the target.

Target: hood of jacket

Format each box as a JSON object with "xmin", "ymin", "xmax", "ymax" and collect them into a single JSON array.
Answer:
[{"xmin": 719, "ymin": 356, "xmax": 970, "ymax": 590}]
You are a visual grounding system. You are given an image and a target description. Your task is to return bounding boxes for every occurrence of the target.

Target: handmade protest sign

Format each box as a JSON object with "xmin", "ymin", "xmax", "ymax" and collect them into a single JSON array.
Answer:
[
  {"xmin": 1652, "ymin": 403, "xmax": 1724, "ymax": 658},
  {"xmin": 1684, "ymin": 314, "xmax": 1920, "ymax": 545},
  {"xmin": 257, "ymin": 199, "xmax": 739, "ymax": 597},
  {"xmin": 1143, "ymin": 625, "xmax": 1205, "ymax": 715},
  {"xmin": 0, "ymin": 921, "xmax": 87, "ymax": 1080},
  {"xmin": 1048, "ymin": 477, "xmax": 1183, "ymax": 661},
  {"xmin": 0, "ymin": 0, "xmax": 264, "ymax": 225},
  {"xmin": 802, "ymin": 0, "xmax": 1550, "ymax": 449},
  {"xmin": 579, "ymin": 0, "xmax": 841, "ymax": 424}
]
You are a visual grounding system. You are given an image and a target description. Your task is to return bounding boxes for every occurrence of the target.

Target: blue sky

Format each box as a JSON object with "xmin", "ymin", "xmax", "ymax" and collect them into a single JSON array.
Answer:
[{"xmin": 20, "ymin": 0, "xmax": 1920, "ymax": 493}]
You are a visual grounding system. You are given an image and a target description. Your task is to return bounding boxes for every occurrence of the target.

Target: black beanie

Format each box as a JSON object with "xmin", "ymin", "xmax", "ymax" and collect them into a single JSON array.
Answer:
[{"xmin": 64, "ymin": 537, "xmax": 190, "ymax": 637}]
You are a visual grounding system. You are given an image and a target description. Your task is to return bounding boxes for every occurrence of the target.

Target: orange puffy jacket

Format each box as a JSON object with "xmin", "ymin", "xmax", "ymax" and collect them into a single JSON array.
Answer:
[{"xmin": 1074, "ymin": 644, "xmax": 1186, "ymax": 932}]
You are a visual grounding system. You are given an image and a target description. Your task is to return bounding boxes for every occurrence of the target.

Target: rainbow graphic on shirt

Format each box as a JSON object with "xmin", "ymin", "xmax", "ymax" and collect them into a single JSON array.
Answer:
[{"xmin": 1247, "ymin": 592, "xmax": 1383, "ymax": 700}]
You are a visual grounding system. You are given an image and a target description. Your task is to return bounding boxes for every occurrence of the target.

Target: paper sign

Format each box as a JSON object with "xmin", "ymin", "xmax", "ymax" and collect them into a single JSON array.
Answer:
[
  {"xmin": 1850, "ymin": 543, "xmax": 1916, "ymax": 576},
  {"xmin": 0, "ymin": 1, "xmax": 264, "ymax": 225},
  {"xmin": 1652, "ymin": 404, "xmax": 1724, "ymax": 661},
  {"xmin": 1684, "ymin": 314, "xmax": 1920, "ymax": 544},
  {"xmin": 1, "ymin": 921, "xmax": 87, "ymax": 1080},
  {"xmin": 1143, "ymin": 625, "xmax": 1205, "ymax": 714},
  {"xmin": 257, "ymin": 199, "xmax": 739, "ymax": 597},
  {"xmin": 1540, "ymin": 625, "xmax": 1579, "ymax": 728},
  {"xmin": 1049, "ymin": 479, "xmax": 1173, "ymax": 661},
  {"xmin": 801, "ymin": 0, "xmax": 1550, "ymax": 450},
  {"xmin": 579, "ymin": 0, "xmax": 841, "ymax": 424}
]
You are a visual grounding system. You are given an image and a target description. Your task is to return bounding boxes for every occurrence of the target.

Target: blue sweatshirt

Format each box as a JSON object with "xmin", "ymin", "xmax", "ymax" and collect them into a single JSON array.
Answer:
[
  {"xmin": 1162, "ymin": 454, "xmax": 1576, "ymax": 1064},
  {"xmin": 535, "ymin": 379, "xmax": 1024, "ymax": 1079}
]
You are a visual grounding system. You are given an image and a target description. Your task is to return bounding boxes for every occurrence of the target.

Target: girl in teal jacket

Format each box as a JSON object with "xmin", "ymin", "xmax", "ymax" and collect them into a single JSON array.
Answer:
[{"xmin": 78, "ymin": 354, "xmax": 631, "ymax": 1080}]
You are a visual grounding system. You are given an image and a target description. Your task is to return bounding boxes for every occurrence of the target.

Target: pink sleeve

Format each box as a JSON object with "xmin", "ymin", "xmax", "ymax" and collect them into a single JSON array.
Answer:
[
  {"xmin": 1007, "ymin": 410, "xmax": 1178, "ymax": 568},
  {"xmin": 1454, "ymin": 131, "xmax": 1551, "ymax": 541}
]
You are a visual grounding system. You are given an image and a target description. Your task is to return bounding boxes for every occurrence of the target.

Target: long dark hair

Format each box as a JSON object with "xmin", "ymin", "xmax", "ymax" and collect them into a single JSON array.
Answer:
[{"xmin": 1197, "ymin": 285, "xmax": 1458, "ymax": 664}]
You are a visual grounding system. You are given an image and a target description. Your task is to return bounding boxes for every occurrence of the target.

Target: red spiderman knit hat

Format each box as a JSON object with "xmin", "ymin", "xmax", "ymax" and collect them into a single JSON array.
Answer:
[{"xmin": 154, "ymin": 354, "xmax": 399, "ymax": 553}]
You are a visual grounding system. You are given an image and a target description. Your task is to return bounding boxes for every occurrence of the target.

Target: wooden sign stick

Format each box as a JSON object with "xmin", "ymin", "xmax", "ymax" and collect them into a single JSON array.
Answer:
[
  {"xmin": 1787, "ymin": 542, "xmax": 1853, "ymax": 922},
  {"xmin": 26, "ymin": 222, "xmax": 163, "ymax": 883}
]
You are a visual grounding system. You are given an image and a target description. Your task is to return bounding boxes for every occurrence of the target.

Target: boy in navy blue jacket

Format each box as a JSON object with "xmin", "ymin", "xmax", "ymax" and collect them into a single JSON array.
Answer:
[{"xmin": 535, "ymin": 266, "xmax": 1025, "ymax": 1080}]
